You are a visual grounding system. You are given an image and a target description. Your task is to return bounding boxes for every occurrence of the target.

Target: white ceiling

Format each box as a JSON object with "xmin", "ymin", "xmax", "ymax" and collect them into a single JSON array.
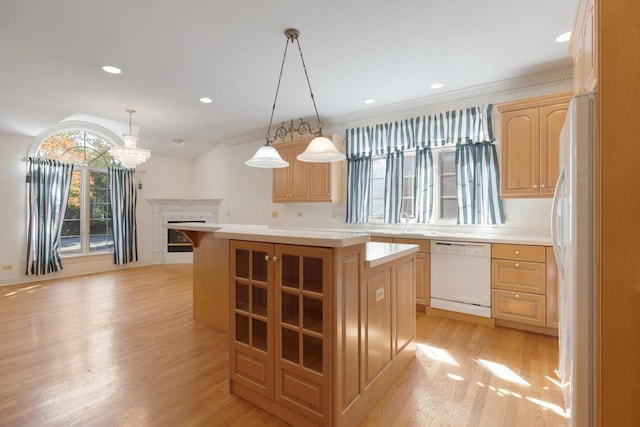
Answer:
[{"xmin": 0, "ymin": 0, "xmax": 576, "ymax": 158}]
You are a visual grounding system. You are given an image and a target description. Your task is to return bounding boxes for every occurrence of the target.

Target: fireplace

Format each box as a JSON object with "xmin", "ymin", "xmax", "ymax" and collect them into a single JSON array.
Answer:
[
  {"xmin": 167, "ymin": 221, "xmax": 205, "ymax": 253},
  {"xmin": 147, "ymin": 198, "xmax": 222, "ymax": 264}
]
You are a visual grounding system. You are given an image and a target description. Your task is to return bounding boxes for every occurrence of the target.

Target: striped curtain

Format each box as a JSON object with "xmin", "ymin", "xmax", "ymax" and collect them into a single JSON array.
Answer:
[
  {"xmin": 109, "ymin": 168, "xmax": 138, "ymax": 264},
  {"xmin": 346, "ymin": 156, "xmax": 371, "ymax": 223},
  {"xmin": 473, "ymin": 143, "xmax": 505, "ymax": 224},
  {"xmin": 384, "ymin": 151, "xmax": 404, "ymax": 223},
  {"xmin": 25, "ymin": 158, "xmax": 74, "ymax": 275},
  {"xmin": 346, "ymin": 127, "xmax": 374, "ymax": 223},
  {"xmin": 414, "ymin": 148, "xmax": 434, "ymax": 223},
  {"xmin": 452, "ymin": 105, "xmax": 504, "ymax": 224}
]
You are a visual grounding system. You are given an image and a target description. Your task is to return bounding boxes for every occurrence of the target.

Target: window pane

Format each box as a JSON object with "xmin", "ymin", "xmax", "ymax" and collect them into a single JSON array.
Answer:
[
  {"xmin": 61, "ymin": 170, "xmax": 82, "ymax": 254},
  {"xmin": 370, "ymin": 199, "xmax": 384, "ymax": 219},
  {"xmin": 372, "ymin": 157, "xmax": 386, "ymax": 178},
  {"xmin": 89, "ymin": 171, "xmax": 113, "ymax": 253},
  {"xmin": 441, "ymin": 175, "xmax": 457, "ymax": 197},
  {"xmin": 441, "ymin": 151, "xmax": 456, "ymax": 174},
  {"xmin": 441, "ymin": 198, "xmax": 458, "ymax": 219}
]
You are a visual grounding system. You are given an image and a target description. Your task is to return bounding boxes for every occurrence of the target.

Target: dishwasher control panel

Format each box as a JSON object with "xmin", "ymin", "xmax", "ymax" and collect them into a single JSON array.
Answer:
[{"xmin": 430, "ymin": 241, "xmax": 491, "ymax": 257}]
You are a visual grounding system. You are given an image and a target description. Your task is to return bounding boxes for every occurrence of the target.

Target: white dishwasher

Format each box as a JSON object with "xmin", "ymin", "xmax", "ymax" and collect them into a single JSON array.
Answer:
[{"xmin": 430, "ymin": 241, "xmax": 492, "ymax": 318}]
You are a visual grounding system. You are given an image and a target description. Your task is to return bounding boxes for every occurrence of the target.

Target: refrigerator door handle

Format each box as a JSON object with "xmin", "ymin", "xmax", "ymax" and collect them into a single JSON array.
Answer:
[{"xmin": 551, "ymin": 169, "xmax": 565, "ymax": 276}]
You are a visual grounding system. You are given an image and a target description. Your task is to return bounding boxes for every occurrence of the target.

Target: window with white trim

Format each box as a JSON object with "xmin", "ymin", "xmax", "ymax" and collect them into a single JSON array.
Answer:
[
  {"xmin": 368, "ymin": 147, "xmax": 458, "ymax": 223},
  {"xmin": 35, "ymin": 130, "xmax": 122, "ymax": 256}
]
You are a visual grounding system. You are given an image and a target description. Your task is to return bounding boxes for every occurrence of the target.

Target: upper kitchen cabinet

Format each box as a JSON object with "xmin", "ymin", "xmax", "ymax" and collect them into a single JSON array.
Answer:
[
  {"xmin": 496, "ymin": 93, "xmax": 572, "ymax": 198},
  {"xmin": 571, "ymin": 0, "xmax": 597, "ymax": 93},
  {"xmin": 272, "ymin": 134, "xmax": 344, "ymax": 203}
]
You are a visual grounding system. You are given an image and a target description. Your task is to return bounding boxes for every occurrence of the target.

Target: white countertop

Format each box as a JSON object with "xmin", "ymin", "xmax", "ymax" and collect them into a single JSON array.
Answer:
[
  {"xmin": 167, "ymin": 222, "xmax": 553, "ymax": 247},
  {"xmin": 365, "ymin": 242, "xmax": 419, "ymax": 268},
  {"xmin": 168, "ymin": 223, "xmax": 369, "ymax": 248}
]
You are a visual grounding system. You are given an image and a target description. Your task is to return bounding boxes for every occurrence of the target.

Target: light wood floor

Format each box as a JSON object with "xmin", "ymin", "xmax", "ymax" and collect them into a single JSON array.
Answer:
[{"xmin": 0, "ymin": 265, "xmax": 567, "ymax": 427}]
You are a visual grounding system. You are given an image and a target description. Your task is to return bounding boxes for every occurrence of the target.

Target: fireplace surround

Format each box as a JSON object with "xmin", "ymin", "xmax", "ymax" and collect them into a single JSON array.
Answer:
[{"xmin": 147, "ymin": 198, "xmax": 222, "ymax": 264}]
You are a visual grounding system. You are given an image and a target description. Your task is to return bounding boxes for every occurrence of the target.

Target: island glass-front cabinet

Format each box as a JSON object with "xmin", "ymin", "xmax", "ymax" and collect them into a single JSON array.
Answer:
[{"xmin": 229, "ymin": 239, "xmax": 416, "ymax": 427}]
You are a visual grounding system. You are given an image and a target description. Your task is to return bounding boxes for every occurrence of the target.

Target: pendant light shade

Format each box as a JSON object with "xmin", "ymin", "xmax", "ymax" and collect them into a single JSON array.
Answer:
[
  {"xmin": 296, "ymin": 136, "xmax": 345, "ymax": 162},
  {"xmin": 246, "ymin": 28, "xmax": 344, "ymax": 168},
  {"xmin": 245, "ymin": 145, "xmax": 289, "ymax": 168},
  {"xmin": 108, "ymin": 109, "xmax": 151, "ymax": 168}
]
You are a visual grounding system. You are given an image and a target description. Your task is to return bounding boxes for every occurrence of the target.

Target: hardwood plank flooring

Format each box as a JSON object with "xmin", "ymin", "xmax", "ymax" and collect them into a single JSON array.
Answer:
[{"xmin": 0, "ymin": 265, "xmax": 567, "ymax": 426}]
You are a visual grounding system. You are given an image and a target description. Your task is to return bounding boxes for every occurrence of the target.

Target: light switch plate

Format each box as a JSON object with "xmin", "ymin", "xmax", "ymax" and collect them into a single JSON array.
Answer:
[{"xmin": 376, "ymin": 287, "xmax": 384, "ymax": 302}]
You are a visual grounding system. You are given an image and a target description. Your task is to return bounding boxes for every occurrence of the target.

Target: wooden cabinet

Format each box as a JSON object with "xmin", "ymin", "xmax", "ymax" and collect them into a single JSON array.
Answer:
[
  {"xmin": 272, "ymin": 134, "xmax": 344, "ymax": 203},
  {"xmin": 229, "ymin": 240, "xmax": 416, "ymax": 426},
  {"xmin": 496, "ymin": 93, "xmax": 571, "ymax": 198},
  {"xmin": 230, "ymin": 241, "xmax": 331, "ymax": 423},
  {"xmin": 571, "ymin": 0, "xmax": 597, "ymax": 93},
  {"xmin": 491, "ymin": 243, "xmax": 558, "ymax": 333},
  {"xmin": 391, "ymin": 238, "xmax": 430, "ymax": 308},
  {"xmin": 369, "ymin": 236, "xmax": 430, "ymax": 309}
]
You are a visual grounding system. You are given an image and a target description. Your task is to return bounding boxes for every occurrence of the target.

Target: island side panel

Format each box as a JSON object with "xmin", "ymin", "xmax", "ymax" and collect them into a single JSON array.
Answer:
[
  {"xmin": 193, "ymin": 233, "xmax": 229, "ymax": 332},
  {"xmin": 332, "ymin": 243, "xmax": 365, "ymax": 420}
]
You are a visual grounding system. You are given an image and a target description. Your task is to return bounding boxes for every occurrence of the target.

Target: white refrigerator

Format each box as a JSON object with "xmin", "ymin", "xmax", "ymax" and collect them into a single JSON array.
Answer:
[{"xmin": 551, "ymin": 92, "xmax": 597, "ymax": 427}]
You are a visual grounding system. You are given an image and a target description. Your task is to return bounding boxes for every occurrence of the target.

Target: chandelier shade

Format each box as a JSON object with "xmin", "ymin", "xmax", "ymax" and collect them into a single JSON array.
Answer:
[
  {"xmin": 245, "ymin": 145, "xmax": 289, "ymax": 168},
  {"xmin": 246, "ymin": 28, "xmax": 344, "ymax": 168},
  {"xmin": 108, "ymin": 109, "xmax": 151, "ymax": 168}
]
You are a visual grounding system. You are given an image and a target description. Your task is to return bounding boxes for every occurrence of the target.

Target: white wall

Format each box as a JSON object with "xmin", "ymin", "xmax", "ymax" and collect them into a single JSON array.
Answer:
[{"xmin": 0, "ymin": 133, "xmax": 195, "ymax": 286}]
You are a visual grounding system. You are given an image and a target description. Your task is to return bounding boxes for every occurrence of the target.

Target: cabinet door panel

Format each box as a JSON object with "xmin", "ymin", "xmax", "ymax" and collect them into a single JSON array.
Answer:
[
  {"xmin": 492, "ymin": 289, "xmax": 546, "ymax": 326},
  {"xmin": 363, "ymin": 269, "xmax": 392, "ymax": 385},
  {"xmin": 309, "ymin": 162, "xmax": 331, "ymax": 201},
  {"xmin": 492, "ymin": 260, "xmax": 546, "ymax": 294},
  {"xmin": 414, "ymin": 252, "xmax": 430, "ymax": 306},
  {"xmin": 290, "ymin": 147, "xmax": 309, "ymax": 200},
  {"xmin": 501, "ymin": 108, "xmax": 540, "ymax": 196},
  {"xmin": 273, "ymin": 149, "xmax": 292, "ymax": 201},
  {"xmin": 540, "ymin": 103, "xmax": 568, "ymax": 195}
]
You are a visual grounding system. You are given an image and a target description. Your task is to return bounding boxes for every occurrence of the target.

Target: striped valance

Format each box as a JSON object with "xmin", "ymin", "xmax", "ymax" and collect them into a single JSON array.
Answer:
[{"xmin": 346, "ymin": 105, "xmax": 494, "ymax": 158}]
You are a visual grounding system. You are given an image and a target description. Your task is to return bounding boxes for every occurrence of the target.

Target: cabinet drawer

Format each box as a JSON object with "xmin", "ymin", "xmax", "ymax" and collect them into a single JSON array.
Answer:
[
  {"xmin": 492, "ymin": 290, "xmax": 546, "ymax": 327},
  {"xmin": 392, "ymin": 237, "xmax": 430, "ymax": 253},
  {"xmin": 492, "ymin": 244, "xmax": 545, "ymax": 262},
  {"xmin": 370, "ymin": 236, "xmax": 393, "ymax": 243},
  {"xmin": 491, "ymin": 259, "xmax": 546, "ymax": 294}
]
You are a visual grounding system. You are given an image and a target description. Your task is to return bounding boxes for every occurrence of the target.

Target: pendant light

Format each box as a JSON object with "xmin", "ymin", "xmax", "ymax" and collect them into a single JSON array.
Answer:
[
  {"xmin": 245, "ymin": 28, "xmax": 345, "ymax": 168},
  {"xmin": 109, "ymin": 109, "xmax": 151, "ymax": 168}
]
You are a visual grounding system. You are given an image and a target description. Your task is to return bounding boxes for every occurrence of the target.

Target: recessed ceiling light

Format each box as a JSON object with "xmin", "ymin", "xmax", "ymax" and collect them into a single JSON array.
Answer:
[
  {"xmin": 430, "ymin": 82, "xmax": 444, "ymax": 89},
  {"xmin": 102, "ymin": 65, "xmax": 122, "ymax": 74},
  {"xmin": 555, "ymin": 32, "xmax": 571, "ymax": 43},
  {"xmin": 363, "ymin": 98, "xmax": 376, "ymax": 104},
  {"xmin": 200, "ymin": 97, "xmax": 213, "ymax": 104},
  {"xmin": 173, "ymin": 139, "xmax": 185, "ymax": 145}
]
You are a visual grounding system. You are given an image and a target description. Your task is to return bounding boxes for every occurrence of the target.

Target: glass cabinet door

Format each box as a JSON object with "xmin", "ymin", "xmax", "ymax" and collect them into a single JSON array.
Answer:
[
  {"xmin": 276, "ymin": 246, "xmax": 331, "ymax": 376},
  {"xmin": 231, "ymin": 241, "xmax": 273, "ymax": 353}
]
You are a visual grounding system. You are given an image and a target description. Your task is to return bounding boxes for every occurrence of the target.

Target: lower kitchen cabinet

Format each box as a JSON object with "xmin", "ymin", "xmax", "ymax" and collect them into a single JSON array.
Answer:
[
  {"xmin": 491, "ymin": 243, "xmax": 558, "ymax": 334},
  {"xmin": 229, "ymin": 240, "xmax": 416, "ymax": 426},
  {"xmin": 370, "ymin": 236, "xmax": 430, "ymax": 309}
]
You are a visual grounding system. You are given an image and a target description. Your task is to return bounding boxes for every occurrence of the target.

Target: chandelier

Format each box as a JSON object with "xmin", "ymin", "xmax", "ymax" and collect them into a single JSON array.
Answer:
[
  {"xmin": 109, "ymin": 109, "xmax": 151, "ymax": 168},
  {"xmin": 245, "ymin": 28, "xmax": 345, "ymax": 168}
]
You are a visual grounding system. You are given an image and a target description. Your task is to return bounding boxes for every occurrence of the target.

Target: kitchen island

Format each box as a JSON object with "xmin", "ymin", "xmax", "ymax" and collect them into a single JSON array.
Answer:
[{"xmin": 173, "ymin": 223, "xmax": 418, "ymax": 426}]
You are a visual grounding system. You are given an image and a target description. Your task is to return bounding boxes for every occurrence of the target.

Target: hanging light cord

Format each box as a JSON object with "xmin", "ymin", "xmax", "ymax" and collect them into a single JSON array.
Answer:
[
  {"xmin": 265, "ymin": 29, "xmax": 323, "ymax": 144},
  {"xmin": 126, "ymin": 108, "xmax": 136, "ymax": 134},
  {"xmin": 293, "ymin": 35, "xmax": 323, "ymax": 134},
  {"xmin": 265, "ymin": 34, "xmax": 292, "ymax": 143}
]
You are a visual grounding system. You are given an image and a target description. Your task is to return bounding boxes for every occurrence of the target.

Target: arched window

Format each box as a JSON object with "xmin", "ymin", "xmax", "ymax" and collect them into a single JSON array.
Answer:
[{"xmin": 35, "ymin": 129, "xmax": 123, "ymax": 256}]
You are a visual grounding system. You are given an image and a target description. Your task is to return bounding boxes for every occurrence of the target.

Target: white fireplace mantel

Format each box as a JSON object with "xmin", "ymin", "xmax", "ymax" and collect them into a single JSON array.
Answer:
[{"xmin": 147, "ymin": 198, "xmax": 222, "ymax": 264}]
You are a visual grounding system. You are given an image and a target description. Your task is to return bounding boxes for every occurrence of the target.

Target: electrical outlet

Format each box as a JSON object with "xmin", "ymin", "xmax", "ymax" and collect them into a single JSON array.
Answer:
[
  {"xmin": 1, "ymin": 265, "xmax": 12, "ymax": 271},
  {"xmin": 332, "ymin": 210, "xmax": 344, "ymax": 218},
  {"xmin": 375, "ymin": 287, "xmax": 384, "ymax": 302},
  {"xmin": 271, "ymin": 211, "xmax": 279, "ymax": 218}
]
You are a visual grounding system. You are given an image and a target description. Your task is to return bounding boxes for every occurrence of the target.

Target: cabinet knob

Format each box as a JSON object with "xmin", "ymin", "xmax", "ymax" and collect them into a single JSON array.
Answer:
[
  {"xmin": 272, "ymin": 256, "xmax": 278, "ymax": 263},
  {"xmin": 515, "ymin": 250, "xmax": 520, "ymax": 255},
  {"xmin": 515, "ymin": 294, "xmax": 520, "ymax": 299},
  {"xmin": 264, "ymin": 255, "xmax": 270, "ymax": 262},
  {"xmin": 541, "ymin": 184, "xmax": 546, "ymax": 188},
  {"xmin": 515, "ymin": 262, "xmax": 520, "ymax": 268},
  {"xmin": 533, "ymin": 184, "xmax": 538, "ymax": 189}
]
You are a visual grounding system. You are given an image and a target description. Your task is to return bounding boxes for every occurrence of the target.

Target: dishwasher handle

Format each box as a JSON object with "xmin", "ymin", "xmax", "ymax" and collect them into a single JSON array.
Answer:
[{"xmin": 430, "ymin": 240, "xmax": 491, "ymax": 257}]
